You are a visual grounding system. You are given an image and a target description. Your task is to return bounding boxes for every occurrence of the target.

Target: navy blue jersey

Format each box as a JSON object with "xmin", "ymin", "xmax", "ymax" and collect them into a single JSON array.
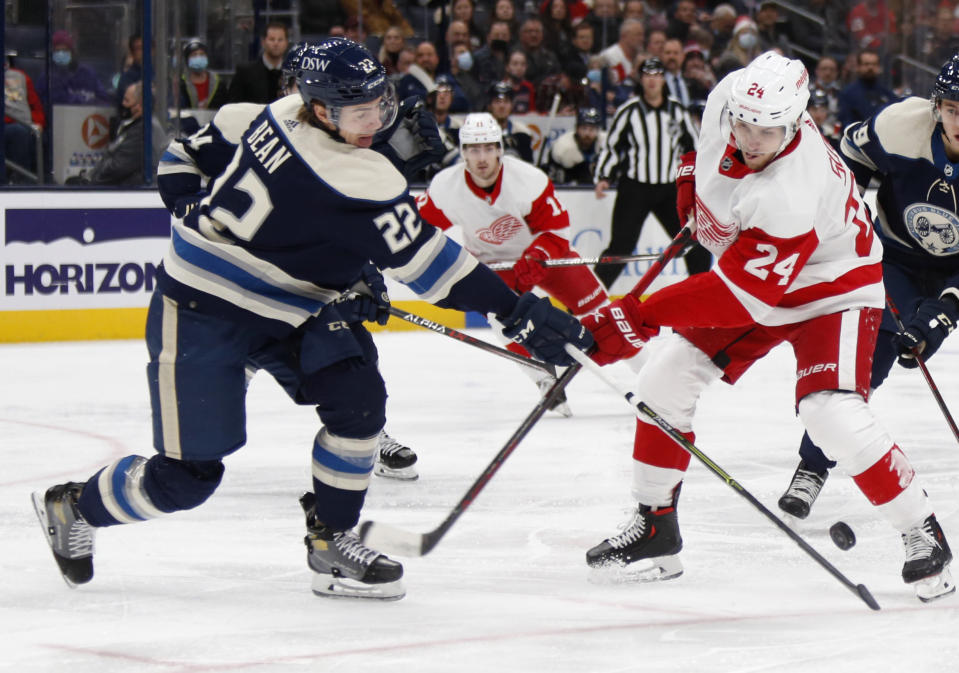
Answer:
[
  {"xmin": 840, "ymin": 96, "xmax": 959, "ymax": 293},
  {"xmin": 155, "ymin": 95, "xmax": 517, "ymax": 329}
]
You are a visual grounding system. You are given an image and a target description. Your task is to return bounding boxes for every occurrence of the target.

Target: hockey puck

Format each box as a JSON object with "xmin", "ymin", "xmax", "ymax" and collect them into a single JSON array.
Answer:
[{"xmin": 829, "ymin": 521, "xmax": 856, "ymax": 550}]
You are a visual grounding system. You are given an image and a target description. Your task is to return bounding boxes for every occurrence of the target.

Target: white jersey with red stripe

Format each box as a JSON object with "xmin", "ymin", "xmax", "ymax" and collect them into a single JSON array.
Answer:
[
  {"xmin": 415, "ymin": 155, "xmax": 570, "ymax": 264},
  {"xmin": 670, "ymin": 70, "xmax": 886, "ymax": 328}
]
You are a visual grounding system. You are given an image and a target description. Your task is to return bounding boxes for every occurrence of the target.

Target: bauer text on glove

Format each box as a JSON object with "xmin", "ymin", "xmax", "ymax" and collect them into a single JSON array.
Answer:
[{"xmin": 581, "ymin": 294, "xmax": 659, "ymax": 365}]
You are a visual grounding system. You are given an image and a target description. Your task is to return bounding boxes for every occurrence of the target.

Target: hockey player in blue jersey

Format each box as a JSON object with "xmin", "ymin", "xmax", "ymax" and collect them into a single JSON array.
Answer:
[
  {"xmin": 775, "ymin": 54, "xmax": 959, "ymax": 600},
  {"xmin": 171, "ymin": 39, "xmax": 441, "ymax": 480},
  {"xmin": 31, "ymin": 37, "xmax": 593, "ymax": 601}
]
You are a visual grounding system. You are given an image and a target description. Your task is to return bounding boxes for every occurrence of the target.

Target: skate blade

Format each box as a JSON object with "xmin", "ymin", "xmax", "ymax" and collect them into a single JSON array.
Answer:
[
  {"xmin": 311, "ymin": 573, "xmax": 406, "ymax": 601},
  {"xmin": 915, "ymin": 567, "xmax": 956, "ymax": 603},
  {"xmin": 587, "ymin": 554, "xmax": 683, "ymax": 585},
  {"xmin": 30, "ymin": 491, "xmax": 86, "ymax": 589},
  {"xmin": 548, "ymin": 400, "xmax": 573, "ymax": 417},
  {"xmin": 373, "ymin": 464, "xmax": 419, "ymax": 481}
]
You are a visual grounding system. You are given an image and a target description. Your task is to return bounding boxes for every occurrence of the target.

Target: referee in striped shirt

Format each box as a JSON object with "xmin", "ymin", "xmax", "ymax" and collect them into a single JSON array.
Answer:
[{"xmin": 593, "ymin": 56, "xmax": 711, "ymax": 289}]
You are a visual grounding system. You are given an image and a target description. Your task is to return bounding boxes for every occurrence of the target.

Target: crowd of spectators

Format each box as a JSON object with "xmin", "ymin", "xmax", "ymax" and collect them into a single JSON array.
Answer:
[{"xmin": 6, "ymin": 1, "xmax": 959, "ymax": 185}]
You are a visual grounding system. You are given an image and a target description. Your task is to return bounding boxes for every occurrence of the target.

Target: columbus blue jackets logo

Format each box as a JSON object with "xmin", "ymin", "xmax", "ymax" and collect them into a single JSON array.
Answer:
[
  {"xmin": 903, "ymin": 203, "xmax": 959, "ymax": 256},
  {"xmin": 476, "ymin": 215, "xmax": 523, "ymax": 244}
]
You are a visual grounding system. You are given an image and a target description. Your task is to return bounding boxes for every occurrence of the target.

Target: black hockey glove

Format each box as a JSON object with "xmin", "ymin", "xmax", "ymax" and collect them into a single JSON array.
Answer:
[
  {"xmin": 499, "ymin": 292, "xmax": 594, "ymax": 366},
  {"xmin": 173, "ymin": 192, "xmax": 207, "ymax": 219},
  {"xmin": 336, "ymin": 264, "xmax": 392, "ymax": 326},
  {"xmin": 893, "ymin": 296, "xmax": 959, "ymax": 368}
]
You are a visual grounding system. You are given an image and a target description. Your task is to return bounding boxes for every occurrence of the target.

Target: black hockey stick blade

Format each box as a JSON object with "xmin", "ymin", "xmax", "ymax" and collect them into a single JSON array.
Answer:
[
  {"xmin": 857, "ymin": 584, "xmax": 881, "ymax": 611},
  {"xmin": 360, "ymin": 363, "xmax": 581, "ymax": 557}
]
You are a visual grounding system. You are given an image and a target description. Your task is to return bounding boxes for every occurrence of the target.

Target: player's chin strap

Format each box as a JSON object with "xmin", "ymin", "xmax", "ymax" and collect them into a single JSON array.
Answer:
[
  {"xmin": 563, "ymin": 343, "xmax": 881, "ymax": 612},
  {"xmin": 886, "ymin": 295, "xmax": 959, "ymax": 444}
]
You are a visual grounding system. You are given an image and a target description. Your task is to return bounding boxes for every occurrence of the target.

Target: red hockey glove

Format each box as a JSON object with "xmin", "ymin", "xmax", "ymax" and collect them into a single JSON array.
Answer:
[
  {"xmin": 675, "ymin": 151, "xmax": 696, "ymax": 226},
  {"xmin": 513, "ymin": 250, "xmax": 549, "ymax": 287},
  {"xmin": 581, "ymin": 294, "xmax": 659, "ymax": 366},
  {"xmin": 513, "ymin": 232, "xmax": 570, "ymax": 288}
]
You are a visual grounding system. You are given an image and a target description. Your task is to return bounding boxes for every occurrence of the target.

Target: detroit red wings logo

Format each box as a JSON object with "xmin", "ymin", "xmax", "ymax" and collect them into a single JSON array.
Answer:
[
  {"xmin": 477, "ymin": 215, "xmax": 524, "ymax": 244},
  {"xmin": 695, "ymin": 195, "xmax": 739, "ymax": 252}
]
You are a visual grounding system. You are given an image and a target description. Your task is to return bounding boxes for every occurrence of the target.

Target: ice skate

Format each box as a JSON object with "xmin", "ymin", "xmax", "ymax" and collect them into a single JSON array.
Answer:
[
  {"xmin": 901, "ymin": 514, "xmax": 955, "ymax": 603},
  {"xmin": 586, "ymin": 502, "xmax": 683, "ymax": 583},
  {"xmin": 777, "ymin": 460, "xmax": 828, "ymax": 519},
  {"xmin": 374, "ymin": 431, "xmax": 419, "ymax": 480},
  {"xmin": 536, "ymin": 364, "xmax": 572, "ymax": 417},
  {"xmin": 300, "ymin": 493, "xmax": 405, "ymax": 600},
  {"xmin": 31, "ymin": 482, "xmax": 96, "ymax": 587}
]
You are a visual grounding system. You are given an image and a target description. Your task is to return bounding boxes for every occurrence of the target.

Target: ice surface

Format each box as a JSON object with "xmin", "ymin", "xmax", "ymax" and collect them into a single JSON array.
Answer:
[{"xmin": 2, "ymin": 328, "xmax": 958, "ymax": 672}]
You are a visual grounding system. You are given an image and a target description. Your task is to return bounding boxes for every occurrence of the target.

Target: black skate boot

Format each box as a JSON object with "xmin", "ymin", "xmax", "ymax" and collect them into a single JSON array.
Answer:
[
  {"xmin": 31, "ymin": 482, "xmax": 96, "ymax": 587},
  {"xmin": 901, "ymin": 514, "xmax": 955, "ymax": 603},
  {"xmin": 586, "ymin": 501, "xmax": 684, "ymax": 582},
  {"xmin": 300, "ymin": 493, "xmax": 405, "ymax": 600},
  {"xmin": 777, "ymin": 460, "xmax": 829, "ymax": 519},
  {"xmin": 374, "ymin": 431, "xmax": 419, "ymax": 480}
]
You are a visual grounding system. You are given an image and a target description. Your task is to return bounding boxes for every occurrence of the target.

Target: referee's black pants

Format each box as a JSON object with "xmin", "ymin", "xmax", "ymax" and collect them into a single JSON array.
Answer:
[{"xmin": 596, "ymin": 177, "xmax": 712, "ymax": 289}]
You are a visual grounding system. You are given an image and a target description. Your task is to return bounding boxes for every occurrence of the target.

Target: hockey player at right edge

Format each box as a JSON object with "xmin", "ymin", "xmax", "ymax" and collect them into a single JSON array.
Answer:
[
  {"xmin": 582, "ymin": 52, "xmax": 954, "ymax": 602},
  {"xmin": 776, "ymin": 53, "xmax": 959, "ymax": 520}
]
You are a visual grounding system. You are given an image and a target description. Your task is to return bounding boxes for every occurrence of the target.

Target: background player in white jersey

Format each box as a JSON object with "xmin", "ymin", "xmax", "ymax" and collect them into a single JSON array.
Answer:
[
  {"xmin": 31, "ymin": 38, "xmax": 593, "ymax": 602},
  {"xmin": 581, "ymin": 52, "xmax": 954, "ymax": 602},
  {"xmin": 777, "ymin": 53, "xmax": 959, "ymax": 520},
  {"xmin": 417, "ymin": 112, "xmax": 608, "ymax": 414}
]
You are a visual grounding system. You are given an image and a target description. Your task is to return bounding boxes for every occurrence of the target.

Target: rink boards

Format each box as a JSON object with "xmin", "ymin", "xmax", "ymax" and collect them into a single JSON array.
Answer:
[{"xmin": 0, "ymin": 189, "xmax": 686, "ymax": 343}]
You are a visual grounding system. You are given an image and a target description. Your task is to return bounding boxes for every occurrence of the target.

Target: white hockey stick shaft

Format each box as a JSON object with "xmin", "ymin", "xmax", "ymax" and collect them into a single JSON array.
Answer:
[{"xmin": 535, "ymin": 92, "xmax": 562, "ymax": 167}]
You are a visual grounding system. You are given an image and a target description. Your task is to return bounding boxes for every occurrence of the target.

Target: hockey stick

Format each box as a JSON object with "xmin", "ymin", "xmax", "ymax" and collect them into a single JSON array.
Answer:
[
  {"xmin": 535, "ymin": 92, "xmax": 562, "ymax": 167},
  {"xmin": 627, "ymin": 225, "xmax": 695, "ymax": 299},
  {"xmin": 385, "ymin": 305, "xmax": 553, "ymax": 375},
  {"xmin": 564, "ymin": 345, "xmax": 881, "ymax": 611},
  {"xmin": 359, "ymin": 236, "xmax": 686, "ymax": 557},
  {"xmin": 359, "ymin": 363, "xmax": 581, "ymax": 556},
  {"xmin": 487, "ymin": 252, "xmax": 663, "ymax": 271},
  {"xmin": 885, "ymin": 296, "xmax": 959, "ymax": 444}
]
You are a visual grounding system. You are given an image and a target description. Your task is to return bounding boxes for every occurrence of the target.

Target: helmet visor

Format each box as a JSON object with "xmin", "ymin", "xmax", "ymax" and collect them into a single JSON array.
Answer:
[
  {"xmin": 730, "ymin": 117, "xmax": 786, "ymax": 156},
  {"xmin": 331, "ymin": 81, "xmax": 398, "ymax": 137}
]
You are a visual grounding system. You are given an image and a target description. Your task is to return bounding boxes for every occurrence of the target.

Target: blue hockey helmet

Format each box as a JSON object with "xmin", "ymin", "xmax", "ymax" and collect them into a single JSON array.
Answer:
[
  {"xmin": 281, "ymin": 41, "xmax": 310, "ymax": 95},
  {"xmin": 576, "ymin": 107, "xmax": 601, "ymax": 127},
  {"xmin": 933, "ymin": 53, "xmax": 959, "ymax": 105},
  {"xmin": 297, "ymin": 37, "xmax": 397, "ymax": 132}
]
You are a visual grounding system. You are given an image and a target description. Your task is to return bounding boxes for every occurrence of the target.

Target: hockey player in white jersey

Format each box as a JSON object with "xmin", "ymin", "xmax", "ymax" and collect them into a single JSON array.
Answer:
[
  {"xmin": 416, "ymin": 112, "xmax": 608, "ymax": 414},
  {"xmin": 30, "ymin": 38, "xmax": 593, "ymax": 601},
  {"xmin": 582, "ymin": 52, "xmax": 954, "ymax": 602},
  {"xmin": 777, "ymin": 53, "xmax": 959, "ymax": 521}
]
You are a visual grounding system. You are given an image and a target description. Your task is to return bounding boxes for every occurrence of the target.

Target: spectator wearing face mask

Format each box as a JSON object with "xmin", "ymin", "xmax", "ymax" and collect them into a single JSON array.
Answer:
[
  {"xmin": 443, "ymin": 43, "xmax": 483, "ymax": 111},
  {"xmin": 178, "ymin": 39, "xmax": 228, "ymax": 110},
  {"xmin": 39, "ymin": 29, "xmax": 111, "ymax": 105},
  {"xmin": 473, "ymin": 21, "xmax": 513, "ymax": 90},
  {"xmin": 66, "ymin": 81, "xmax": 169, "ymax": 185},
  {"xmin": 713, "ymin": 16, "xmax": 762, "ymax": 81}
]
